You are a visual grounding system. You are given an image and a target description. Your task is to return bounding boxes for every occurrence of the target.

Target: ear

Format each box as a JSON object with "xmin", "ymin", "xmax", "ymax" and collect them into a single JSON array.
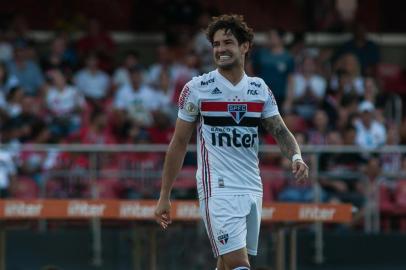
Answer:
[{"xmin": 240, "ymin": 42, "xmax": 250, "ymax": 54}]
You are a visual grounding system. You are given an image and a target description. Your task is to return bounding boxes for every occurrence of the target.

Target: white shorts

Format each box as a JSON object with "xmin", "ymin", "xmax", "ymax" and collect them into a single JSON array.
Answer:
[{"xmin": 199, "ymin": 194, "xmax": 262, "ymax": 257}]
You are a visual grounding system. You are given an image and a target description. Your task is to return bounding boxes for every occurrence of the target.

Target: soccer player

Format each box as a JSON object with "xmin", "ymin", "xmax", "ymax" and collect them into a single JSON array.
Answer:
[{"xmin": 154, "ymin": 14, "xmax": 309, "ymax": 270}]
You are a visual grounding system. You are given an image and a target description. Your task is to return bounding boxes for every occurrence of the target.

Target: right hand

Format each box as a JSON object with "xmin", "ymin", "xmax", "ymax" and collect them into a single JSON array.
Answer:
[{"xmin": 154, "ymin": 197, "xmax": 172, "ymax": 229}]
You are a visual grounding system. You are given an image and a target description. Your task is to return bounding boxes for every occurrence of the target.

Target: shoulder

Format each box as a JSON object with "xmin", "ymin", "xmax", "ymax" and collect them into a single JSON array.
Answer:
[
  {"xmin": 247, "ymin": 76, "xmax": 273, "ymax": 95},
  {"xmin": 247, "ymin": 76, "xmax": 265, "ymax": 88},
  {"xmin": 185, "ymin": 70, "xmax": 216, "ymax": 91}
]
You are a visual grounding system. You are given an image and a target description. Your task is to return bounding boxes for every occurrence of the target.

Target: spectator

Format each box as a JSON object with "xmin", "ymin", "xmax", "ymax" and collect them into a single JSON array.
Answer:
[
  {"xmin": 0, "ymin": 29, "xmax": 13, "ymax": 62},
  {"xmin": 76, "ymin": 18, "xmax": 115, "ymax": 72},
  {"xmin": 3, "ymin": 86, "xmax": 25, "ymax": 118},
  {"xmin": 78, "ymin": 108, "xmax": 116, "ymax": 144},
  {"xmin": 363, "ymin": 77, "xmax": 379, "ymax": 104},
  {"xmin": 148, "ymin": 111, "xmax": 174, "ymax": 144},
  {"xmin": 307, "ymin": 109, "xmax": 330, "ymax": 145},
  {"xmin": 149, "ymin": 69, "xmax": 175, "ymax": 112},
  {"xmin": 354, "ymin": 100, "xmax": 386, "ymax": 150},
  {"xmin": 334, "ymin": 24, "xmax": 380, "ymax": 75},
  {"xmin": 381, "ymin": 124, "xmax": 402, "ymax": 174},
  {"xmin": 250, "ymin": 28, "xmax": 294, "ymax": 107},
  {"xmin": 331, "ymin": 53, "xmax": 364, "ymax": 96},
  {"xmin": 6, "ymin": 42, "xmax": 44, "ymax": 96},
  {"xmin": 193, "ymin": 11, "xmax": 215, "ymax": 73},
  {"xmin": 41, "ymin": 35, "xmax": 78, "ymax": 76},
  {"xmin": 18, "ymin": 120, "xmax": 60, "ymax": 180},
  {"xmin": 74, "ymin": 53, "xmax": 110, "ymax": 103},
  {"xmin": 146, "ymin": 45, "xmax": 175, "ymax": 86},
  {"xmin": 285, "ymin": 54, "xmax": 327, "ymax": 119},
  {"xmin": 46, "ymin": 69, "xmax": 85, "ymax": 136},
  {"xmin": 0, "ymin": 149, "xmax": 16, "ymax": 198},
  {"xmin": 0, "ymin": 62, "xmax": 19, "ymax": 113},
  {"xmin": 319, "ymin": 127, "xmax": 365, "ymax": 208},
  {"xmin": 113, "ymin": 65, "xmax": 154, "ymax": 127},
  {"xmin": 112, "ymin": 50, "xmax": 140, "ymax": 88},
  {"xmin": 0, "ymin": 61, "xmax": 19, "ymax": 94}
]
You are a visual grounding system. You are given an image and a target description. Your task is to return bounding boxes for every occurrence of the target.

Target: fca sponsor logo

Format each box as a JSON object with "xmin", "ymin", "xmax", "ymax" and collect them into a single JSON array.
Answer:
[
  {"xmin": 247, "ymin": 89, "xmax": 259, "ymax": 95},
  {"xmin": 211, "ymin": 129, "xmax": 258, "ymax": 148}
]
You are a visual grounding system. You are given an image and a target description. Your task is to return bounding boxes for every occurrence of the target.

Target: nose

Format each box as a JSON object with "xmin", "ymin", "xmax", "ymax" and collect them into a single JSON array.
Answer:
[{"xmin": 216, "ymin": 43, "xmax": 227, "ymax": 53}]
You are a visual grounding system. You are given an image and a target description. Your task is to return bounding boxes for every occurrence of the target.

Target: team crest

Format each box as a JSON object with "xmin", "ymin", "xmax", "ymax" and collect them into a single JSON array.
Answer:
[
  {"xmin": 217, "ymin": 230, "xmax": 229, "ymax": 245},
  {"xmin": 228, "ymin": 104, "xmax": 247, "ymax": 124}
]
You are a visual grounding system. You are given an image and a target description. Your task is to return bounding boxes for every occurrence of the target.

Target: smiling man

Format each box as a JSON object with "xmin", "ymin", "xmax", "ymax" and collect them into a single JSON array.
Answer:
[{"xmin": 155, "ymin": 14, "xmax": 309, "ymax": 270}]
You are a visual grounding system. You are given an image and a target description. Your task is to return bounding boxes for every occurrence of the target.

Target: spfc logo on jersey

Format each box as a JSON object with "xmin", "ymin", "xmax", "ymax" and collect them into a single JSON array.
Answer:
[
  {"xmin": 217, "ymin": 230, "xmax": 229, "ymax": 245},
  {"xmin": 228, "ymin": 104, "xmax": 247, "ymax": 124}
]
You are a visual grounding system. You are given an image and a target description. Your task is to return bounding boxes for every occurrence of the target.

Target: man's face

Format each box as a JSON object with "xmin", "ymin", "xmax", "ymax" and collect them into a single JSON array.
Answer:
[{"xmin": 212, "ymin": 29, "xmax": 248, "ymax": 70}]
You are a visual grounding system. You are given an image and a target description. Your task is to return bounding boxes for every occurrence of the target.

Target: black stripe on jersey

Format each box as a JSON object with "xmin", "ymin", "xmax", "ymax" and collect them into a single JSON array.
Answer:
[{"xmin": 202, "ymin": 116, "xmax": 261, "ymax": 127}]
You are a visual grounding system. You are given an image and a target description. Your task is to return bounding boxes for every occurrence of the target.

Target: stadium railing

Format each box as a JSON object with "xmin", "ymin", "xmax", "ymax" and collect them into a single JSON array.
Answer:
[{"xmin": 0, "ymin": 143, "xmax": 404, "ymax": 270}]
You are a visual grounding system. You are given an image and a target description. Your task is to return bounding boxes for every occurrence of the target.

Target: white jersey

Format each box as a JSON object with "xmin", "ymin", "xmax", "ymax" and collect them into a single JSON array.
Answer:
[{"xmin": 178, "ymin": 69, "xmax": 279, "ymax": 199}]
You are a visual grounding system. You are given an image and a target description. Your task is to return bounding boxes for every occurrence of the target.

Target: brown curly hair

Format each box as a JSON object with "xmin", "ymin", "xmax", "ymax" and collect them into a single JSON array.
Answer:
[{"xmin": 205, "ymin": 14, "xmax": 254, "ymax": 48}]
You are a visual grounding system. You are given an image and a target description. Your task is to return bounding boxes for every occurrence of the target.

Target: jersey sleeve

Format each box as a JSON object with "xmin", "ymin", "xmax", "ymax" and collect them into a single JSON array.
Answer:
[
  {"xmin": 261, "ymin": 84, "xmax": 280, "ymax": 119},
  {"xmin": 177, "ymin": 82, "xmax": 199, "ymax": 122}
]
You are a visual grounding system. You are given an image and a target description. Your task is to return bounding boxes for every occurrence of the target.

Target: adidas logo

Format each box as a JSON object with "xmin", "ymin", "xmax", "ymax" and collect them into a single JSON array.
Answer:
[{"xmin": 211, "ymin": 87, "xmax": 222, "ymax": 94}]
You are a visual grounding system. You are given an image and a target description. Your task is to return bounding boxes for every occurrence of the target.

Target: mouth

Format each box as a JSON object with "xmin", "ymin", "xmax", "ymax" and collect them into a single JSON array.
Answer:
[{"xmin": 218, "ymin": 55, "xmax": 232, "ymax": 61}]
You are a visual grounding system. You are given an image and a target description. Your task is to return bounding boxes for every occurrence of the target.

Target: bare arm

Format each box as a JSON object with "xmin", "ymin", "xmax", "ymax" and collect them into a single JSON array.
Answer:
[
  {"xmin": 262, "ymin": 114, "xmax": 309, "ymax": 181},
  {"xmin": 262, "ymin": 114, "xmax": 301, "ymax": 160},
  {"xmin": 155, "ymin": 118, "xmax": 195, "ymax": 229},
  {"xmin": 160, "ymin": 118, "xmax": 196, "ymax": 199}
]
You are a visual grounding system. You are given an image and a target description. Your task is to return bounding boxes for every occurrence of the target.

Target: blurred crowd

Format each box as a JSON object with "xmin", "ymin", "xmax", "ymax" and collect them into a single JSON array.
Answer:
[{"xmin": 0, "ymin": 12, "xmax": 406, "ymax": 228}]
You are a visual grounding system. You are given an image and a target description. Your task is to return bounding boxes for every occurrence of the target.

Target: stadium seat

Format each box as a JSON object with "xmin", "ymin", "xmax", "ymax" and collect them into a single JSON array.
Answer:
[
  {"xmin": 173, "ymin": 166, "xmax": 196, "ymax": 189},
  {"xmin": 11, "ymin": 176, "xmax": 40, "ymax": 199},
  {"xmin": 82, "ymin": 178, "xmax": 123, "ymax": 199},
  {"xmin": 260, "ymin": 165, "xmax": 286, "ymax": 202},
  {"xmin": 394, "ymin": 180, "xmax": 406, "ymax": 231},
  {"xmin": 376, "ymin": 63, "xmax": 406, "ymax": 94},
  {"xmin": 379, "ymin": 184, "xmax": 396, "ymax": 232}
]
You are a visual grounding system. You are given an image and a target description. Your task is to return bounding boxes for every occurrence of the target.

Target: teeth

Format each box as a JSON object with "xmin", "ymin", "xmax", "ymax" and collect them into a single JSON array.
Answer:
[{"xmin": 219, "ymin": 55, "xmax": 230, "ymax": 60}]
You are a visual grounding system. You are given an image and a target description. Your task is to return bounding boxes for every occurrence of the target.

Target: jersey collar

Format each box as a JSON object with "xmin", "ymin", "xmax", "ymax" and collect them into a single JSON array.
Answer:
[{"xmin": 215, "ymin": 69, "xmax": 247, "ymax": 91}]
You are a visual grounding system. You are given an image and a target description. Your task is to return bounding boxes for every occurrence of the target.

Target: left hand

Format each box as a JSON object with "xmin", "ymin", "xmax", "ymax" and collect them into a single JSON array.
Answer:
[{"xmin": 292, "ymin": 160, "xmax": 309, "ymax": 182}]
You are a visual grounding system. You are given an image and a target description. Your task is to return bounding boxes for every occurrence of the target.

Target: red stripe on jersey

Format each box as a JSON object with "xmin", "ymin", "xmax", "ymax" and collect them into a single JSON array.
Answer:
[{"xmin": 201, "ymin": 102, "xmax": 264, "ymax": 112}]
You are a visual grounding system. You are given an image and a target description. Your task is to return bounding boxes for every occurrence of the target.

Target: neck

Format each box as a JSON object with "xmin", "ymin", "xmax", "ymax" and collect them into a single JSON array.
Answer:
[{"xmin": 218, "ymin": 66, "xmax": 245, "ymax": 86}]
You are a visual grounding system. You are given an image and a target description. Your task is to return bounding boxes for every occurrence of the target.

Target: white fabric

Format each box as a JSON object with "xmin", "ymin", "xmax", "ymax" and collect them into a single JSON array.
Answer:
[
  {"xmin": 0, "ymin": 42, "xmax": 13, "ymax": 62},
  {"xmin": 112, "ymin": 67, "xmax": 131, "ymax": 87},
  {"xmin": 355, "ymin": 119, "xmax": 386, "ymax": 149},
  {"xmin": 292, "ymin": 74, "xmax": 326, "ymax": 99},
  {"xmin": 178, "ymin": 69, "xmax": 279, "ymax": 199},
  {"xmin": 46, "ymin": 85, "xmax": 84, "ymax": 116},
  {"xmin": 114, "ymin": 84, "xmax": 157, "ymax": 110},
  {"xmin": 74, "ymin": 69, "xmax": 110, "ymax": 99},
  {"xmin": 0, "ymin": 151, "xmax": 16, "ymax": 189},
  {"xmin": 0, "ymin": 75, "xmax": 19, "ymax": 94},
  {"xmin": 114, "ymin": 84, "xmax": 156, "ymax": 125},
  {"xmin": 200, "ymin": 194, "xmax": 261, "ymax": 257},
  {"xmin": 330, "ymin": 76, "xmax": 364, "ymax": 95}
]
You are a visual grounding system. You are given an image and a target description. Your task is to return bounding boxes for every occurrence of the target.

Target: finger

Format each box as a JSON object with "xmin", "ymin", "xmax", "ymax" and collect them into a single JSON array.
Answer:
[
  {"xmin": 162, "ymin": 213, "xmax": 172, "ymax": 223},
  {"xmin": 292, "ymin": 162, "xmax": 299, "ymax": 174},
  {"xmin": 294, "ymin": 164, "xmax": 303, "ymax": 178},
  {"xmin": 297, "ymin": 168, "xmax": 309, "ymax": 182},
  {"xmin": 292, "ymin": 162, "xmax": 299, "ymax": 171},
  {"xmin": 295, "ymin": 165, "xmax": 306, "ymax": 180}
]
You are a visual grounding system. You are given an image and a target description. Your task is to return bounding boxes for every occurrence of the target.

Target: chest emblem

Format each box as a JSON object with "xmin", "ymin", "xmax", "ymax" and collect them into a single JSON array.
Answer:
[{"xmin": 228, "ymin": 104, "xmax": 247, "ymax": 124}]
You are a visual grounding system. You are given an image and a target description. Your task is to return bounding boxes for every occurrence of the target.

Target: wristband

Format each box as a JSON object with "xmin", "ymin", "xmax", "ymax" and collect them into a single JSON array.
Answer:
[{"xmin": 292, "ymin": 154, "xmax": 302, "ymax": 162}]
